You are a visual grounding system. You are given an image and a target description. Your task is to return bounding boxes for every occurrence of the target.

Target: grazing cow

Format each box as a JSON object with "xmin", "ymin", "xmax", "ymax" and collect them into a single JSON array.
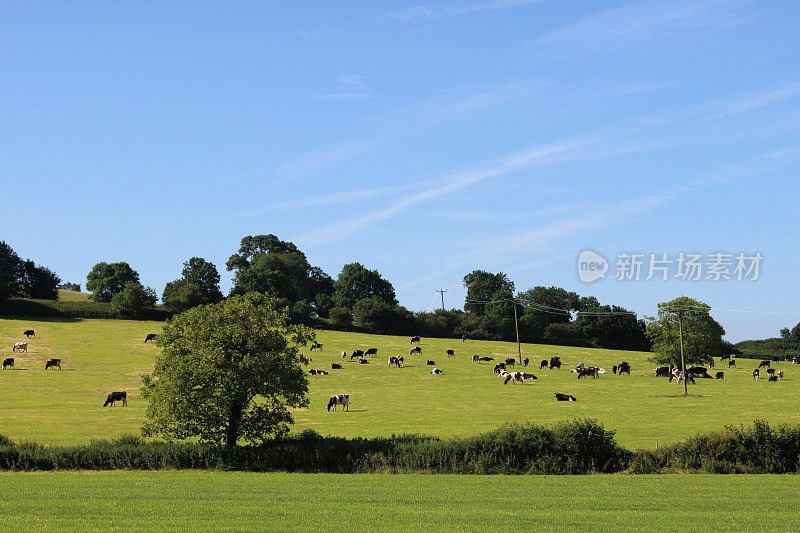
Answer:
[
  {"xmin": 520, "ymin": 372, "xmax": 537, "ymax": 380},
  {"xmin": 23, "ymin": 330, "xmax": 35, "ymax": 338},
  {"xmin": 310, "ymin": 342, "xmax": 323, "ymax": 351},
  {"xmin": 365, "ymin": 348, "xmax": 378, "ymax": 357},
  {"xmin": 555, "ymin": 392, "xmax": 576, "ymax": 402},
  {"xmin": 12, "ymin": 342, "xmax": 27, "ymax": 353},
  {"xmin": 479, "ymin": 356, "xmax": 493, "ymax": 362},
  {"xmin": 752, "ymin": 369, "xmax": 760, "ymax": 381},
  {"xmin": 522, "ymin": 357, "xmax": 529, "ymax": 367},
  {"xmin": 721, "ymin": 354, "xmax": 730, "ymax": 360},
  {"xmin": 759, "ymin": 360, "xmax": 771, "ymax": 368},
  {"xmin": 2, "ymin": 358, "xmax": 13, "ymax": 370},
  {"xmin": 326, "ymin": 394, "xmax": 349, "ymax": 411},
  {"xmin": 309, "ymin": 369, "xmax": 318, "ymax": 375},
  {"xmin": 316, "ymin": 370, "xmax": 328, "ymax": 375},
  {"xmin": 540, "ymin": 359, "xmax": 549, "ymax": 369},
  {"xmin": 768, "ymin": 375, "xmax": 778, "ymax": 382},
  {"xmin": 778, "ymin": 370, "xmax": 784, "ymax": 380},
  {"xmin": 505, "ymin": 358, "xmax": 516, "ymax": 367},
  {"xmin": 461, "ymin": 335, "xmax": 467, "ymax": 343},
  {"xmin": 351, "ymin": 349, "xmax": 365, "ymax": 360},
  {"xmin": 300, "ymin": 355, "xmax": 311, "ymax": 365},
  {"xmin": 576, "ymin": 367, "xmax": 599, "ymax": 379},
  {"xmin": 766, "ymin": 368, "xmax": 776, "ymax": 375},
  {"xmin": 341, "ymin": 351, "xmax": 348, "ymax": 360},
  {"xmin": 446, "ymin": 349, "xmax": 455, "ymax": 358},
  {"xmin": 654, "ymin": 366, "xmax": 670, "ymax": 377},
  {"xmin": 103, "ymin": 391, "xmax": 127, "ymax": 407},
  {"xmin": 45, "ymin": 358, "xmax": 61, "ymax": 370},
  {"xmin": 688, "ymin": 366, "xmax": 711, "ymax": 379},
  {"xmin": 612, "ymin": 365, "xmax": 617, "ymax": 375},
  {"xmin": 331, "ymin": 363, "xmax": 343, "ymax": 370},
  {"xmin": 793, "ymin": 357, "xmax": 799, "ymax": 365},
  {"xmin": 431, "ymin": 368, "xmax": 444, "ymax": 375},
  {"xmin": 675, "ymin": 371, "xmax": 695, "ymax": 385},
  {"xmin": 427, "ymin": 360, "xmax": 436, "ymax": 366},
  {"xmin": 359, "ymin": 359, "xmax": 369, "ymax": 364},
  {"xmin": 410, "ymin": 346, "xmax": 422, "ymax": 355},
  {"xmin": 708, "ymin": 359, "xmax": 715, "ymax": 369},
  {"xmin": 388, "ymin": 357, "xmax": 401, "ymax": 368},
  {"xmin": 144, "ymin": 333, "xmax": 157, "ymax": 343},
  {"xmin": 472, "ymin": 354, "xmax": 480, "ymax": 363},
  {"xmin": 549, "ymin": 356, "xmax": 561, "ymax": 370},
  {"xmin": 728, "ymin": 359, "xmax": 736, "ymax": 368},
  {"xmin": 493, "ymin": 362, "xmax": 506, "ymax": 374},
  {"xmin": 715, "ymin": 371, "xmax": 725, "ymax": 379},
  {"xmin": 618, "ymin": 362, "xmax": 631, "ymax": 375},
  {"xmin": 411, "ymin": 336, "xmax": 421, "ymax": 344},
  {"xmin": 503, "ymin": 371, "xmax": 525, "ymax": 385}
]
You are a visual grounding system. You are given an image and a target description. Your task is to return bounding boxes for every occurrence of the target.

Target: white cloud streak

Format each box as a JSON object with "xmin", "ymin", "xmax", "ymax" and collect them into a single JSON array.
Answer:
[{"xmin": 383, "ymin": 0, "xmax": 541, "ymax": 21}]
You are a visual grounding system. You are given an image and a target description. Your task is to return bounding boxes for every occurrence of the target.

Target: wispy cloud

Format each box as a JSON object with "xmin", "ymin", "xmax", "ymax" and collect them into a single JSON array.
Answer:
[
  {"xmin": 315, "ymin": 74, "xmax": 373, "ymax": 101},
  {"xmin": 383, "ymin": 0, "xmax": 541, "ymax": 21},
  {"xmin": 535, "ymin": 0, "xmax": 750, "ymax": 54},
  {"xmin": 277, "ymin": 139, "xmax": 379, "ymax": 178}
]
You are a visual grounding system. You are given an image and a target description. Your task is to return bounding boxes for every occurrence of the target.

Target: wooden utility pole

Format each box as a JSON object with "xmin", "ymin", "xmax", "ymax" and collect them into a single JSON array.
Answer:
[
  {"xmin": 436, "ymin": 289, "xmax": 447, "ymax": 311},
  {"xmin": 513, "ymin": 302, "xmax": 522, "ymax": 365},
  {"xmin": 678, "ymin": 309, "xmax": 687, "ymax": 397}
]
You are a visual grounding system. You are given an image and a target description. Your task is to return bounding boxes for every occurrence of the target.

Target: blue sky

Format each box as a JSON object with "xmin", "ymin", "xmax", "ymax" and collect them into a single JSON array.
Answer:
[{"xmin": 2, "ymin": 1, "xmax": 798, "ymax": 341}]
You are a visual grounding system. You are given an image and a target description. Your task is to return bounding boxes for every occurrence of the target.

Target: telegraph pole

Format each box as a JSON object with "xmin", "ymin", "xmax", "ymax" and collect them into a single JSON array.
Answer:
[
  {"xmin": 678, "ymin": 309, "xmax": 687, "ymax": 397},
  {"xmin": 436, "ymin": 289, "xmax": 447, "ymax": 311},
  {"xmin": 513, "ymin": 301, "xmax": 522, "ymax": 365}
]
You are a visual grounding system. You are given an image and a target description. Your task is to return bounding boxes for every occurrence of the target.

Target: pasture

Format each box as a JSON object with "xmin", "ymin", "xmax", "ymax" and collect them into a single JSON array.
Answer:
[
  {"xmin": 1, "ymin": 316, "xmax": 799, "ymax": 447},
  {"xmin": 0, "ymin": 472, "xmax": 798, "ymax": 531}
]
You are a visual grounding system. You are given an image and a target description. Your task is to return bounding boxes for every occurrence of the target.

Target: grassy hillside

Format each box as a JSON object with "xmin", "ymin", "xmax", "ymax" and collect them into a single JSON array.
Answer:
[
  {"xmin": 0, "ymin": 472, "xmax": 797, "ymax": 531},
  {"xmin": 57, "ymin": 289, "xmax": 90, "ymax": 302},
  {"xmin": 1, "ymin": 316, "xmax": 798, "ymax": 447}
]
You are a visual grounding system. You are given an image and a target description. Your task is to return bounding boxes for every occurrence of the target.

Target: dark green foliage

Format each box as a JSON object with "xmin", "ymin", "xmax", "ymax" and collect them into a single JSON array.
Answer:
[
  {"xmin": 179, "ymin": 257, "xmax": 223, "ymax": 303},
  {"xmin": 86, "ymin": 262, "xmax": 140, "ymax": 302},
  {"xmin": 734, "ymin": 338, "xmax": 800, "ymax": 360},
  {"xmin": 629, "ymin": 421, "xmax": 800, "ymax": 474},
  {"xmin": 333, "ymin": 262, "xmax": 397, "ymax": 310},
  {"xmin": 575, "ymin": 306, "xmax": 651, "ymax": 350},
  {"xmin": 110, "ymin": 283, "xmax": 158, "ymax": 319},
  {"xmin": 161, "ymin": 281, "xmax": 205, "ymax": 313},
  {"xmin": 20, "ymin": 260, "xmax": 61, "ymax": 300},
  {"xmin": 353, "ymin": 297, "xmax": 415, "ymax": 333},
  {"xmin": 0, "ymin": 298, "xmax": 171, "ymax": 320},
  {"xmin": 462, "ymin": 270, "xmax": 514, "ymax": 316},
  {"xmin": 329, "ymin": 306, "xmax": 354, "ymax": 328},
  {"xmin": 58, "ymin": 282, "xmax": 81, "ymax": 292},
  {"xmin": 646, "ymin": 297, "xmax": 725, "ymax": 367}
]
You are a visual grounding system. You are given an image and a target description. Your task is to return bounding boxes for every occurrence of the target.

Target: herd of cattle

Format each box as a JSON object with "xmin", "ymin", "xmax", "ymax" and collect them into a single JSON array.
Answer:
[{"xmin": 5, "ymin": 328, "xmax": 795, "ymax": 415}]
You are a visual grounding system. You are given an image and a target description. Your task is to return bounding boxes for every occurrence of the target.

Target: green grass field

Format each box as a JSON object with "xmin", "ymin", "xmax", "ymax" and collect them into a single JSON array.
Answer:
[
  {"xmin": 56, "ymin": 290, "xmax": 90, "ymax": 302},
  {"xmin": 1, "ymin": 316, "xmax": 798, "ymax": 447},
  {"xmin": 0, "ymin": 471, "xmax": 797, "ymax": 531}
]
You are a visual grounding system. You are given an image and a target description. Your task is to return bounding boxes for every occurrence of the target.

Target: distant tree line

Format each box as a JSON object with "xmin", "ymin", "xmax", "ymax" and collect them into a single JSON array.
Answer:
[{"xmin": 0, "ymin": 241, "xmax": 61, "ymax": 300}]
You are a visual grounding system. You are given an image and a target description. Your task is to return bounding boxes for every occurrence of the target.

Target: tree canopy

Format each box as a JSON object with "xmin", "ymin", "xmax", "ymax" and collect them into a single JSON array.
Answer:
[
  {"xmin": 86, "ymin": 262, "xmax": 140, "ymax": 302},
  {"xmin": 462, "ymin": 270, "xmax": 514, "ymax": 315},
  {"xmin": 111, "ymin": 282, "xmax": 157, "ymax": 318},
  {"xmin": 646, "ymin": 296, "xmax": 725, "ymax": 367},
  {"xmin": 141, "ymin": 293, "xmax": 312, "ymax": 446},
  {"xmin": 162, "ymin": 257, "xmax": 223, "ymax": 313},
  {"xmin": 333, "ymin": 262, "xmax": 397, "ymax": 310},
  {"xmin": 0, "ymin": 242, "xmax": 61, "ymax": 301}
]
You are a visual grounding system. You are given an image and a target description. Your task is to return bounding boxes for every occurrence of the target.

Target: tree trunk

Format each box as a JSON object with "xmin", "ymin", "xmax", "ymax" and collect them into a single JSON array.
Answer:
[{"xmin": 226, "ymin": 400, "xmax": 244, "ymax": 447}]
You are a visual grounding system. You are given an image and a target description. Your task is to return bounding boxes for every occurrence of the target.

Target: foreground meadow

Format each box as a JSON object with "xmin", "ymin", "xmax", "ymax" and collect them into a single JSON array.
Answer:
[
  {"xmin": 1, "ymin": 316, "xmax": 798, "ymax": 447},
  {"xmin": 0, "ymin": 472, "xmax": 798, "ymax": 531}
]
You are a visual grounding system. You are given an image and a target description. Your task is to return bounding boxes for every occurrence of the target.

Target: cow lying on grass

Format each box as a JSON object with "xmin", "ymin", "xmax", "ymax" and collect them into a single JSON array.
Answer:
[{"xmin": 555, "ymin": 392, "xmax": 576, "ymax": 401}]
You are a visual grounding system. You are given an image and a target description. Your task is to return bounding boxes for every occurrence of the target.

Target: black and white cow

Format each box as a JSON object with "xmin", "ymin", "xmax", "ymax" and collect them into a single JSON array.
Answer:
[
  {"xmin": 493, "ymin": 362, "xmax": 506, "ymax": 374},
  {"xmin": 410, "ymin": 346, "xmax": 422, "ymax": 355},
  {"xmin": 341, "ymin": 351, "xmax": 348, "ymax": 360},
  {"xmin": 576, "ymin": 367, "xmax": 599, "ymax": 379},
  {"xmin": 715, "ymin": 371, "xmax": 725, "ymax": 379},
  {"xmin": 411, "ymin": 336, "xmax": 421, "ymax": 344},
  {"xmin": 654, "ymin": 366, "xmax": 670, "ymax": 377},
  {"xmin": 539, "ymin": 359, "xmax": 549, "ymax": 369},
  {"xmin": 752, "ymin": 368, "xmax": 760, "ymax": 380},
  {"xmin": 300, "ymin": 355, "xmax": 311, "ymax": 365},
  {"xmin": 331, "ymin": 363, "xmax": 343, "ymax": 370},
  {"xmin": 23, "ymin": 329, "xmax": 35, "ymax": 338},
  {"xmin": 759, "ymin": 360, "xmax": 771, "ymax": 368},
  {"xmin": 766, "ymin": 368, "xmax": 776, "ymax": 375},
  {"xmin": 479, "ymin": 356, "xmax": 493, "ymax": 362},
  {"xmin": 426, "ymin": 360, "xmax": 436, "ymax": 366},
  {"xmin": 505, "ymin": 358, "xmax": 516, "ymax": 367},
  {"xmin": 430, "ymin": 368, "xmax": 444, "ymax": 375},
  {"xmin": 503, "ymin": 371, "xmax": 525, "ymax": 385},
  {"xmin": 687, "ymin": 366, "xmax": 711, "ymax": 379},
  {"xmin": 768, "ymin": 375, "xmax": 778, "ymax": 382},
  {"xmin": 778, "ymin": 370, "xmax": 784, "ymax": 380},
  {"xmin": 388, "ymin": 356, "xmax": 402, "ymax": 368},
  {"xmin": 310, "ymin": 342, "xmax": 323, "ymax": 351},
  {"xmin": 359, "ymin": 359, "xmax": 370, "ymax": 364},
  {"xmin": 350, "ymin": 349, "xmax": 365, "ymax": 360},
  {"xmin": 45, "ymin": 358, "xmax": 61, "ymax": 370},
  {"xmin": 617, "ymin": 361, "xmax": 631, "ymax": 375},
  {"xmin": 446, "ymin": 349, "xmax": 455, "ymax": 357},
  {"xmin": 144, "ymin": 333, "xmax": 157, "ymax": 343},
  {"xmin": 365, "ymin": 348, "xmax": 378, "ymax": 357},
  {"xmin": 521, "ymin": 372, "xmax": 537, "ymax": 380},
  {"xmin": 472, "ymin": 354, "xmax": 480, "ymax": 363},
  {"xmin": 554, "ymin": 392, "xmax": 576, "ymax": 402},
  {"xmin": 12, "ymin": 342, "xmax": 27, "ymax": 353},
  {"xmin": 327, "ymin": 394, "xmax": 349, "ymax": 411},
  {"xmin": 2, "ymin": 358, "xmax": 13, "ymax": 370},
  {"xmin": 728, "ymin": 359, "xmax": 736, "ymax": 368},
  {"xmin": 549, "ymin": 356, "xmax": 561, "ymax": 370},
  {"xmin": 522, "ymin": 358, "xmax": 529, "ymax": 367},
  {"xmin": 103, "ymin": 391, "xmax": 127, "ymax": 407}
]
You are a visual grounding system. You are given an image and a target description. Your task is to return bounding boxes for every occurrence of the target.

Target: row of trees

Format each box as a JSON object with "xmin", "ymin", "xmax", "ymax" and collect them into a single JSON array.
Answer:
[{"xmin": 0, "ymin": 241, "xmax": 61, "ymax": 300}]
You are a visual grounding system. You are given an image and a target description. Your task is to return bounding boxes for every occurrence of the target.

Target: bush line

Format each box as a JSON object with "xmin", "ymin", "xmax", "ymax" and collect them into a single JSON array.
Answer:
[{"xmin": 0, "ymin": 420, "xmax": 797, "ymax": 474}]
